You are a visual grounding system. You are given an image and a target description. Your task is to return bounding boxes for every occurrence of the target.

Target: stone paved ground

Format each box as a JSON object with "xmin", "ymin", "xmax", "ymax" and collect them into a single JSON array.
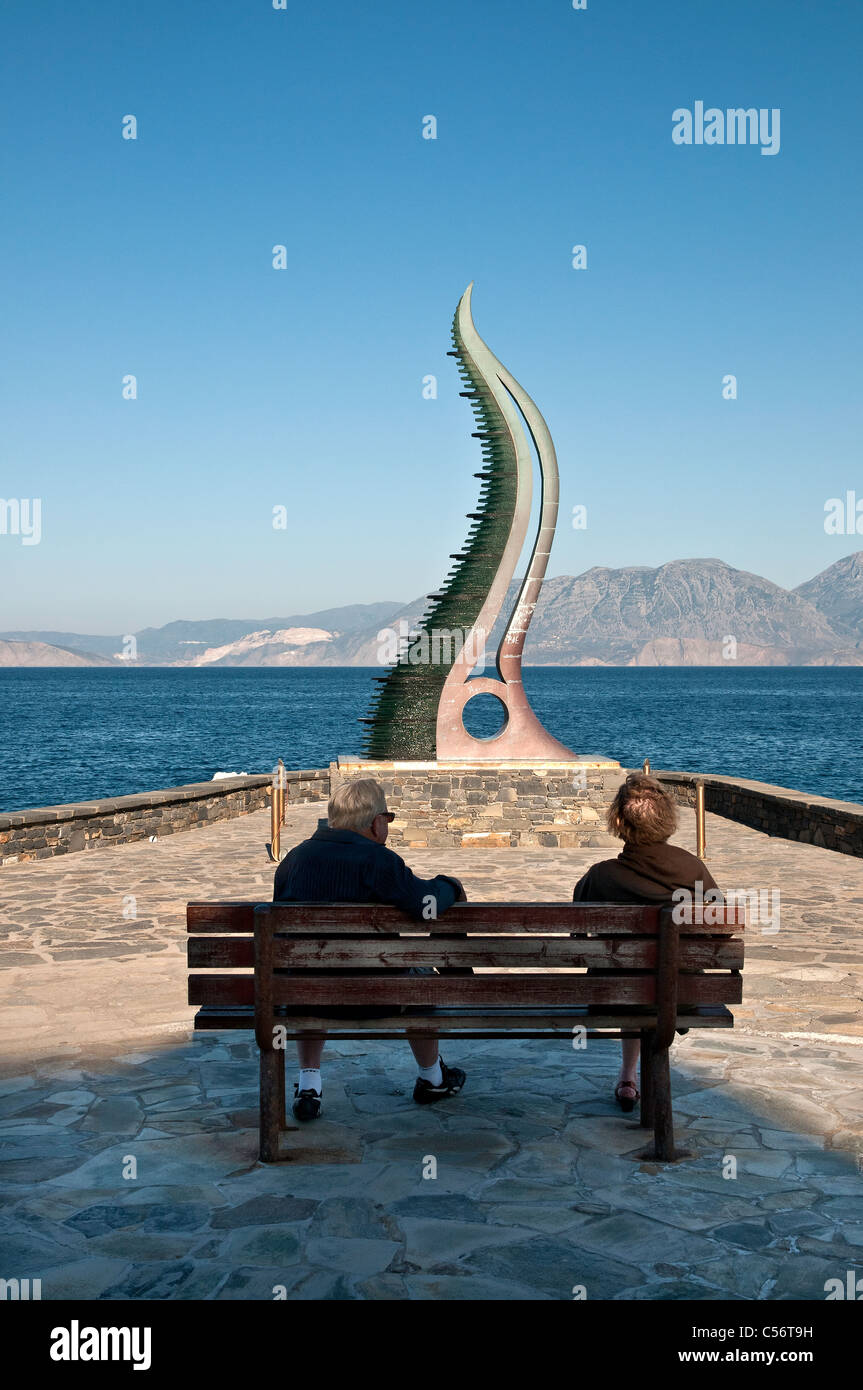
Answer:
[{"xmin": 1, "ymin": 804, "xmax": 862, "ymax": 1300}]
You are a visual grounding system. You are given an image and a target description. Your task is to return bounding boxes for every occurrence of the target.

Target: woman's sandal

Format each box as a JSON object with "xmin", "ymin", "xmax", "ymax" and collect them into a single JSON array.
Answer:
[{"xmin": 614, "ymin": 1081, "xmax": 640, "ymax": 1114}]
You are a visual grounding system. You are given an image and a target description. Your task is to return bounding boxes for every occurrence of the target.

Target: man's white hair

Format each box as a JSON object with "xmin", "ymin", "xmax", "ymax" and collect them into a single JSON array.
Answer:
[{"xmin": 328, "ymin": 778, "xmax": 388, "ymax": 832}]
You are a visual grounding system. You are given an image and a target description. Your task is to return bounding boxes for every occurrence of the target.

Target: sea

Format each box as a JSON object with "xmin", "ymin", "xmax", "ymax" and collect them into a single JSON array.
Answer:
[{"xmin": 0, "ymin": 666, "xmax": 861, "ymax": 814}]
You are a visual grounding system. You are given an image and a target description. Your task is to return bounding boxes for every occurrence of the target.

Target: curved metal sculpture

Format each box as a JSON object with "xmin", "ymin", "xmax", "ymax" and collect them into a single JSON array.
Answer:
[{"xmin": 361, "ymin": 283, "xmax": 576, "ymax": 761}]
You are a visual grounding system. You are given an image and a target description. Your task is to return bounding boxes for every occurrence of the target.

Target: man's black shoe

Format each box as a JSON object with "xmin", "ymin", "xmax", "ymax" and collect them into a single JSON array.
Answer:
[
  {"xmin": 292, "ymin": 1084, "xmax": 322, "ymax": 1121},
  {"xmin": 413, "ymin": 1060, "xmax": 466, "ymax": 1105}
]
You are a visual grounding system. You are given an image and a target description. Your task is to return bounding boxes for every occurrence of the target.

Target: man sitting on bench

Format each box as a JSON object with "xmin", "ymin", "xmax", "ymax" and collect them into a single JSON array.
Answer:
[
  {"xmin": 273, "ymin": 777, "xmax": 468, "ymax": 1121},
  {"xmin": 572, "ymin": 772, "xmax": 721, "ymax": 1114}
]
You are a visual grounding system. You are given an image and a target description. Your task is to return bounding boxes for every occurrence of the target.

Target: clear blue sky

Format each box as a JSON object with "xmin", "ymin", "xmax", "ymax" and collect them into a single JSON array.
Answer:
[{"xmin": 2, "ymin": 0, "xmax": 861, "ymax": 633}]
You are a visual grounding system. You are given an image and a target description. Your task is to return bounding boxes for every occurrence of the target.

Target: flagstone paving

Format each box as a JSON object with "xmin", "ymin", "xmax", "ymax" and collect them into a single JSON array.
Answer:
[{"xmin": 1, "ymin": 800, "xmax": 862, "ymax": 1300}]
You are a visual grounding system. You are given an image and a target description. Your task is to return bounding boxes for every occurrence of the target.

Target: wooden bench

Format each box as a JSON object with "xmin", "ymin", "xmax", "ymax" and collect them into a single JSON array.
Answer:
[{"xmin": 187, "ymin": 900, "xmax": 745, "ymax": 1165}]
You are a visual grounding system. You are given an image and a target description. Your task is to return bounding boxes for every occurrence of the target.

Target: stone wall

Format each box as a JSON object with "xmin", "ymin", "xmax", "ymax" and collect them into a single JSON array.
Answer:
[
  {"xmin": 5, "ymin": 759, "xmax": 859, "ymax": 866},
  {"xmin": 0, "ymin": 768, "xmax": 329, "ymax": 867},
  {"xmin": 331, "ymin": 759, "xmax": 622, "ymax": 849},
  {"xmin": 653, "ymin": 770, "xmax": 863, "ymax": 859},
  {"xmin": 282, "ymin": 769, "xmax": 330, "ymax": 806}
]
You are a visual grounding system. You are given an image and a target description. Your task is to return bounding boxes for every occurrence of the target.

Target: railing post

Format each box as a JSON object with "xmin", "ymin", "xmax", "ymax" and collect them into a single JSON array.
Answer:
[
  {"xmin": 270, "ymin": 781, "xmax": 279, "ymax": 862},
  {"xmin": 277, "ymin": 758, "xmax": 286, "ymax": 834},
  {"xmin": 270, "ymin": 760, "xmax": 286, "ymax": 862},
  {"xmin": 695, "ymin": 779, "xmax": 706, "ymax": 859},
  {"xmin": 642, "ymin": 758, "xmax": 651, "ymax": 775}
]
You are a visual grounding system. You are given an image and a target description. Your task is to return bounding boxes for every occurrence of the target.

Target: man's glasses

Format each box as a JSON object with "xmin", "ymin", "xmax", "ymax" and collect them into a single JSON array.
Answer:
[{"xmin": 375, "ymin": 811, "xmax": 396, "ymax": 823}]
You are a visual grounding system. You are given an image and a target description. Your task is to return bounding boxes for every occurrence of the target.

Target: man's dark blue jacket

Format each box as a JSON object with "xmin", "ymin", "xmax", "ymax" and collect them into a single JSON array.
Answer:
[{"xmin": 273, "ymin": 826, "xmax": 460, "ymax": 920}]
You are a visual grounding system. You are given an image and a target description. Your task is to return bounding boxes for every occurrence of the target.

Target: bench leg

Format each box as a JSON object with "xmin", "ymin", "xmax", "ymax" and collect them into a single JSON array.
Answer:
[
  {"xmin": 259, "ymin": 1048, "xmax": 283, "ymax": 1163},
  {"xmin": 635, "ymin": 1035, "xmax": 691, "ymax": 1163},
  {"xmin": 650, "ymin": 1043, "xmax": 675, "ymax": 1161}
]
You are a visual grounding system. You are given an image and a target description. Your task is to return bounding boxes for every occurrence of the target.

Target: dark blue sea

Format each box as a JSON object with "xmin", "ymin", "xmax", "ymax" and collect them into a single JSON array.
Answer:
[{"xmin": 0, "ymin": 667, "xmax": 861, "ymax": 813}]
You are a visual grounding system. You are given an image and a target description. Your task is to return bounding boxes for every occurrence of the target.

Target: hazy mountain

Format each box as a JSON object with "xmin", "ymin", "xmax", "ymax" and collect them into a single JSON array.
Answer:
[
  {"xmin": 2, "ymin": 556, "xmax": 861, "ymax": 667},
  {"xmin": 0, "ymin": 603, "xmax": 401, "ymax": 665},
  {"xmin": 523, "ymin": 559, "xmax": 845, "ymax": 665},
  {"xmin": 794, "ymin": 551, "xmax": 863, "ymax": 641},
  {"xmin": 0, "ymin": 640, "xmax": 115, "ymax": 668},
  {"xmin": 0, "ymin": 630, "xmax": 121, "ymax": 658},
  {"xmin": 130, "ymin": 604, "xmax": 401, "ymax": 661},
  {"xmin": 346, "ymin": 557, "xmax": 862, "ymax": 668}
]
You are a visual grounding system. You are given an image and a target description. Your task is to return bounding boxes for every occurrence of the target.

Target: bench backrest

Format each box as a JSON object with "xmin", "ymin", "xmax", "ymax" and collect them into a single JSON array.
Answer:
[{"xmin": 188, "ymin": 902, "xmax": 745, "ymax": 1042}]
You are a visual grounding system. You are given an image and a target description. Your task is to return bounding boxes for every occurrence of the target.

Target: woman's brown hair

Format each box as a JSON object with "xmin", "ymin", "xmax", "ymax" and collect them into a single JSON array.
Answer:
[{"xmin": 606, "ymin": 773, "xmax": 677, "ymax": 846}]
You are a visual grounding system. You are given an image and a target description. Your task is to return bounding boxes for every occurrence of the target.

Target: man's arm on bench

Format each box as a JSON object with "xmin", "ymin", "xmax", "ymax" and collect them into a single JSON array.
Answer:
[{"xmin": 366, "ymin": 844, "xmax": 462, "ymax": 921}]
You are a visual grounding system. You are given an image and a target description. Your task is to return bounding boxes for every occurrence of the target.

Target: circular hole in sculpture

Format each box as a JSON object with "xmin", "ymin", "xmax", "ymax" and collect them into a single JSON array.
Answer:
[{"xmin": 461, "ymin": 692, "xmax": 509, "ymax": 740}]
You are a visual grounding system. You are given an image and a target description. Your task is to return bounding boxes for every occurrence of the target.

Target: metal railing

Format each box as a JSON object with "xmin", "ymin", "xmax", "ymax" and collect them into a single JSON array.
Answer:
[
  {"xmin": 269, "ymin": 759, "xmax": 286, "ymax": 862},
  {"xmin": 643, "ymin": 760, "xmax": 707, "ymax": 859},
  {"xmin": 695, "ymin": 779, "xmax": 707, "ymax": 859}
]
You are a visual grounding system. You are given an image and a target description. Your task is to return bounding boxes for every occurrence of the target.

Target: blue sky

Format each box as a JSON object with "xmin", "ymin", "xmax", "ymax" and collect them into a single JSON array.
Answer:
[{"xmin": 1, "ymin": 0, "xmax": 861, "ymax": 632}]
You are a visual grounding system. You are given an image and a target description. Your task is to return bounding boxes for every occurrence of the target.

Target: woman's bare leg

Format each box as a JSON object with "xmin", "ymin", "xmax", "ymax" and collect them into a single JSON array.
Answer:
[{"xmin": 617, "ymin": 1037, "xmax": 640, "ymax": 1096}]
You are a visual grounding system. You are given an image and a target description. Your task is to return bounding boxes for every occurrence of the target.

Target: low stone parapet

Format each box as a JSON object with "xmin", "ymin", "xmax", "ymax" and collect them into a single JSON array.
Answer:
[
  {"xmin": 652, "ymin": 770, "xmax": 863, "ymax": 858},
  {"xmin": 0, "ymin": 768, "xmax": 330, "ymax": 866},
  {"xmin": 282, "ymin": 769, "xmax": 330, "ymax": 805}
]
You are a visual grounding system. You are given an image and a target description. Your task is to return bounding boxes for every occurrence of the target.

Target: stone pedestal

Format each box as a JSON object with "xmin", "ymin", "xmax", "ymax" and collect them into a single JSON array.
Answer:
[{"xmin": 331, "ymin": 757, "xmax": 622, "ymax": 849}]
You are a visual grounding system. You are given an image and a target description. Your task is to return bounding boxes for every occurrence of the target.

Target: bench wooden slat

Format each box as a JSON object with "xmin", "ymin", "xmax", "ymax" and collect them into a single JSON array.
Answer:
[
  {"xmin": 193, "ymin": 1003, "xmax": 735, "ymax": 1034},
  {"xmin": 275, "ymin": 973, "xmax": 743, "ymax": 1006},
  {"xmin": 187, "ymin": 902, "xmax": 257, "ymax": 932},
  {"xmin": 187, "ymin": 902, "xmax": 746, "ymax": 935},
  {"xmin": 188, "ymin": 936, "xmax": 744, "ymax": 970},
  {"xmin": 253, "ymin": 903, "xmax": 745, "ymax": 934},
  {"xmin": 194, "ymin": 1005, "xmax": 255, "ymax": 1029},
  {"xmin": 190, "ymin": 972, "xmax": 742, "ymax": 1008},
  {"xmin": 257, "ymin": 903, "xmax": 670, "ymax": 934}
]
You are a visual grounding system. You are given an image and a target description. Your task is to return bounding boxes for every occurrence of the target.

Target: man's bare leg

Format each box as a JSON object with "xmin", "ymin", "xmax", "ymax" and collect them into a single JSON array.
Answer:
[
  {"xmin": 409, "ymin": 1035, "xmax": 466, "ymax": 1101},
  {"xmin": 297, "ymin": 1035, "xmax": 325, "ymax": 1070},
  {"xmin": 409, "ymin": 1037, "xmax": 440, "ymax": 1069},
  {"xmin": 298, "ymin": 1036, "xmax": 438, "ymax": 1074},
  {"xmin": 291, "ymin": 1034, "xmax": 326, "ymax": 1120},
  {"xmin": 293, "ymin": 1030, "xmax": 465, "ymax": 1115}
]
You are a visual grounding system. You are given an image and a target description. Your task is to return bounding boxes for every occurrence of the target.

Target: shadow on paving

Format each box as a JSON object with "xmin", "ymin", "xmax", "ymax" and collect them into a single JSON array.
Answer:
[{"xmin": 0, "ymin": 1032, "xmax": 861, "ymax": 1302}]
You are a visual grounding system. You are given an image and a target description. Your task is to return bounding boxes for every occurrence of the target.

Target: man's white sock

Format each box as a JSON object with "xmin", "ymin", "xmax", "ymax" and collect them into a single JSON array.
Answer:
[
  {"xmin": 417, "ymin": 1057, "xmax": 443, "ymax": 1086},
  {"xmin": 298, "ymin": 1068, "xmax": 322, "ymax": 1095}
]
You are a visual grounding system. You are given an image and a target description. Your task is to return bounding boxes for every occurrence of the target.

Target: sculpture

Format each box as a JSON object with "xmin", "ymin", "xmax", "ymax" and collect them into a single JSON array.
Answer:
[{"xmin": 361, "ymin": 283, "xmax": 576, "ymax": 762}]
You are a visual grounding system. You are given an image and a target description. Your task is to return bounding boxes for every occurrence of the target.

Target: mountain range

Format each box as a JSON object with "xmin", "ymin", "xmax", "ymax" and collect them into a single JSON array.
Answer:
[{"xmin": 2, "ymin": 554, "xmax": 861, "ymax": 668}]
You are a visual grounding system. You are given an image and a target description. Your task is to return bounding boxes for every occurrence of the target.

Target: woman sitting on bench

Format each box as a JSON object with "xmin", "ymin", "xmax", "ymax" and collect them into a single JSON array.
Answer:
[{"xmin": 572, "ymin": 773, "xmax": 720, "ymax": 1113}]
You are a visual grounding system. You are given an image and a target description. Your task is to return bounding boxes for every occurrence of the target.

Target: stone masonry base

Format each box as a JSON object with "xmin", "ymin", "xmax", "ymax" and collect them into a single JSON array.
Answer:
[{"xmin": 331, "ymin": 758, "xmax": 624, "ymax": 849}]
